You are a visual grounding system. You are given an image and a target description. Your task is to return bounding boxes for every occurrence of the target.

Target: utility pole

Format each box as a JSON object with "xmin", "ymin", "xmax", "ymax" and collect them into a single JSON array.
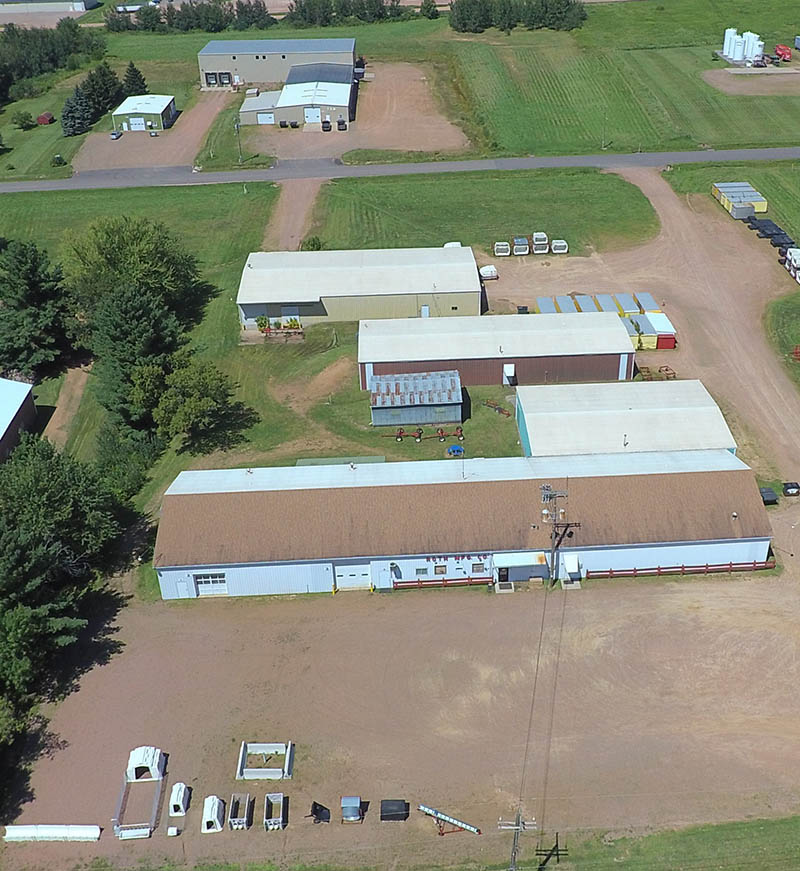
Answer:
[
  {"xmin": 234, "ymin": 120, "xmax": 243, "ymax": 164},
  {"xmin": 535, "ymin": 832, "xmax": 568, "ymax": 868},
  {"xmin": 499, "ymin": 809, "xmax": 536, "ymax": 871},
  {"xmin": 540, "ymin": 485, "xmax": 581, "ymax": 587}
]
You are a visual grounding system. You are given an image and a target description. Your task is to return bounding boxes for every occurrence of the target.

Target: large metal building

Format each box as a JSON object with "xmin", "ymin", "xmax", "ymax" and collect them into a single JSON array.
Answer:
[
  {"xmin": 358, "ymin": 313, "xmax": 634, "ymax": 388},
  {"xmin": 516, "ymin": 380, "xmax": 737, "ymax": 458},
  {"xmin": 198, "ymin": 38, "xmax": 356, "ymax": 89},
  {"xmin": 237, "ymin": 247, "xmax": 483, "ymax": 329},
  {"xmin": 153, "ymin": 452, "xmax": 771, "ymax": 599}
]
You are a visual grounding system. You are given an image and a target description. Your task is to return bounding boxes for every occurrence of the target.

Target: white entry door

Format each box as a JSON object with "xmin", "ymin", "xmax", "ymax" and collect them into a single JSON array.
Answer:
[
  {"xmin": 304, "ymin": 107, "xmax": 321, "ymax": 124},
  {"xmin": 129, "ymin": 116, "xmax": 146, "ymax": 131},
  {"xmin": 257, "ymin": 112, "xmax": 275, "ymax": 125},
  {"xmin": 334, "ymin": 563, "xmax": 371, "ymax": 590},
  {"xmin": 420, "ymin": 305, "xmax": 430, "ymax": 318}
]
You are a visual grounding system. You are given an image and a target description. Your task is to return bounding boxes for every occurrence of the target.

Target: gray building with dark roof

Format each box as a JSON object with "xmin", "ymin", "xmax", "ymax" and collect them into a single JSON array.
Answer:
[
  {"xmin": 369, "ymin": 371, "xmax": 463, "ymax": 427},
  {"xmin": 198, "ymin": 38, "xmax": 356, "ymax": 89}
]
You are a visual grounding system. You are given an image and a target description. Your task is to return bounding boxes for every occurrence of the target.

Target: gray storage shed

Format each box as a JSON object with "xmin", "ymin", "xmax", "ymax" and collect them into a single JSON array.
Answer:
[
  {"xmin": 369, "ymin": 371, "xmax": 462, "ymax": 426},
  {"xmin": 198, "ymin": 38, "xmax": 356, "ymax": 89}
]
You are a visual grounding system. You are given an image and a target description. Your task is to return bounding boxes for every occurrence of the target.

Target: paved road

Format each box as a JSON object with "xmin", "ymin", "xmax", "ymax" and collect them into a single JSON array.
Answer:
[{"xmin": 3, "ymin": 146, "xmax": 800, "ymax": 193}]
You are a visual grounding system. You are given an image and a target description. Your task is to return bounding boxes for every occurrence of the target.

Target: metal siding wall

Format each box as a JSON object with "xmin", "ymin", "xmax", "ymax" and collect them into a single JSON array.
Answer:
[
  {"xmin": 370, "ymin": 553, "xmax": 493, "ymax": 587},
  {"xmin": 199, "ymin": 51, "xmax": 354, "ymax": 87},
  {"xmin": 515, "ymin": 394, "xmax": 532, "ymax": 457},
  {"xmin": 157, "ymin": 562, "xmax": 333, "ymax": 598},
  {"xmin": 321, "ymin": 291, "xmax": 480, "ymax": 322},
  {"xmin": 371, "ymin": 403, "xmax": 461, "ymax": 427},
  {"xmin": 370, "ymin": 354, "xmax": 622, "ymax": 386}
]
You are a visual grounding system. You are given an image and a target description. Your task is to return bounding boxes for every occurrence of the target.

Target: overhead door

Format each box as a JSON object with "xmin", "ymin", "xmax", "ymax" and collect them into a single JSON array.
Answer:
[
  {"xmin": 304, "ymin": 107, "xmax": 321, "ymax": 124},
  {"xmin": 129, "ymin": 116, "xmax": 146, "ymax": 131},
  {"xmin": 257, "ymin": 112, "xmax": 275, "ymax": 125},
  {"xmin": 334, "ymin": 563, "xmax": 371, "ymax": 590}
]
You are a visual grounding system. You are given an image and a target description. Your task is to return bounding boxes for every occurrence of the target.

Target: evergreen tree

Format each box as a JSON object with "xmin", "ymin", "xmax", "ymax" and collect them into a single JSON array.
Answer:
[
  {"xmin": 492, "ymin": 0, "xmax": 517, "ymax": 31},
  {"xmin": 82, "ymin": 61, "xmax": 123, "ymax": 120},
  {"xmin": 449, "ymin": 0, "xmax": 492, "ymax": 32},
  {"xmin": 135, "ymin": 4, "xmax": 164, "ymax": 30},
  {"xmin": 122, "ymin": 60, "xmax": 147, "ymax": 97},
  {"xmin": 60, "ymin": 85, "xmax": 93, "ymax": 136},
  {"xmin": 361, "ymin": 0, "xmax": 386, "ymax": 21},
  {"xmin": 420, "ymin": 0, "xmax": 439, "ymax": 19},
  {"xmin": 0, "ymin": 241, "xmax": 67, "ymax": 375}
]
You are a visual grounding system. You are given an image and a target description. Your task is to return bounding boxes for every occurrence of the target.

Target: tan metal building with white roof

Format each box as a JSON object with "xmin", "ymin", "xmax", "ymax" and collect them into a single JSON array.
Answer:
[
  {"xmin": 237, "ymin": 246, "xmax": 483, "ymax": 328},
  {"xmin": 358, "ymin": 313, "xmax": 634, "ymax": 387},
  {"xmin": 516, "ymin": 379, "xmax": 737, "ymax": 457}
]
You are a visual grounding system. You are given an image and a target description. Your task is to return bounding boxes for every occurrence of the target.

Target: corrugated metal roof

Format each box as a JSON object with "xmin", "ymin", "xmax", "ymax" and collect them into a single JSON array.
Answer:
[
  {"xmin": 634, "ymin": 292, "xmax": 660, "ymax": 312},
  {"xmin": 199, "ymin": 38, "xmax": 355, "ymax": 56},
  {"xmin": 516, "ymin": 380, "xmax": 736, "ymax": 456},
  {"xmin": 238, "ymin": 247, "xmax": 479, "ymax": 305},
  {"xmin": 0, "ymin": 377, "xmax": 32, "ymax": 437},
  {"xmin": 595, "ymin": 294, "xmax": 617, "ymax": 313},
  {"xmin": 615, "ymin": 293, "xmax": 639, "ymax": 314},
  {"xmin": 358, "ymin": 313, "xmax": 632, "ymax": 364},
  {"xmin": 574, "ymin": 295, "xmax": 596, "ymax": 312},
  {"xmin": 536, "ymin": 297, "xmax": 557, "ymax": 314},
  {"xmin": 369, "ymin": 371, "xmax": 462, "ymax": 408},
  {"xmin": 165, "ymin": 450, "xmax": 748, "ymax": 496},
  {"xmin": 286, "ymin": 62, "xmax": 353, "ymax": 84},
  {"xmin": 154, "ymin": 462, "xmax": 770, "ymax": 568},
  {"xmin": 646, "ymin": 312, "xmax": 677, "ymax": 334},
  {"xmin": 112, "ymin": 94, "xmax": 174, "ymax": 116},
  {"xmin": 240, "ymin": 91, "xmax": 280, "ymax": 112}
]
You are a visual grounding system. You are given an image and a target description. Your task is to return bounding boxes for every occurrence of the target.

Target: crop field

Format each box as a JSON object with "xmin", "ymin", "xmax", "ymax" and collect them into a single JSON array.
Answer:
[{"xmin": 309, "ymin": 168, "xmax": 659, "ymax": 255}]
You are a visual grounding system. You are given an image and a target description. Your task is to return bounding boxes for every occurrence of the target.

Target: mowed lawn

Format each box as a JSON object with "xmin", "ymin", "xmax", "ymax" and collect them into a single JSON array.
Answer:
[
  {"xmin": 309, "ymin": 168, "xmax": 659, "ymax": 255},
  {"xmin": 99, "ymin": 0, "xmax": 800, "ymax": 159},
  {"xmin": 664, "ymin": 160, "xmax": 800, "ymax": 390},
  {"xmin": 0, "ymin": 60, "xmax": 199, "ymax": 181}
]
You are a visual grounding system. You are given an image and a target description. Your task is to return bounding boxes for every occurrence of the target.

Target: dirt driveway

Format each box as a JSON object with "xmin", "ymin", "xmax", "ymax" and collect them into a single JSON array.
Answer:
[
  {"xmin": 483, "ymin": 168, "xmax": 800, "ymax": 480},
  {"xmin": 262, "ymin": 177, "xmax": 326, "ymax": 250},
  {"xmin": 72, "ymin": 91, "xmax": 233, "ymax": 172},
  {"xmin": 247, "ymin": 63, "xmax": 469, "ymax": 160},
  {"xmin": 703, "ymin": 67, "xmax": 800, "ymax": 96},
  {"xmin": 7, "ymin": 575, "xmax": 800, "ymax": 871}
]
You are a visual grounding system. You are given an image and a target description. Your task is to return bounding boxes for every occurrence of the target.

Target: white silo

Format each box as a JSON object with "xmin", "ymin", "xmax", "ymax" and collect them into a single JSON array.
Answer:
[
  {"xmin": 755, "ymin": 39, "xmax": 764, "ymax": 59},
  {"xmin": 742, "ymin": 31, "xmax": 760, "ymax": 61},
  {"xmin": 732, "ymin": 36, "xmax": 745, "ymax": 62},
  {"xmin": 723, "ymin": 28, "xmax": 737, "ymax": 57}
]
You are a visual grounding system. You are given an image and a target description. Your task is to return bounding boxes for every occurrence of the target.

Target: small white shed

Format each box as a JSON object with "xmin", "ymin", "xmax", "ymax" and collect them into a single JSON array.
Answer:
[
  {"xmin": 169, "ymin": 782, "xmax": 190, "ymax": 816},
  {"xmin": 202, "ymin": 795, "xmax": 225, "ymax": 833},
  {"xmin": 125, "ymin": 746, "xmax": 166, "ymax": 782}
]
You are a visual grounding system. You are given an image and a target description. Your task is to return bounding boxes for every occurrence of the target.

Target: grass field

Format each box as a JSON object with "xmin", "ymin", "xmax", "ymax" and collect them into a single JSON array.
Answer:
[
  {"xmin": 664, "ymin": 160, "xmax": 800, "ymax": 390},
  {"xmin": 95, "ymin": 0, "xmax": 800, "ymax": 159},
  {"xmin": 309, "ymin": 168, "xmax": 659, "ymax": 255},
  {"xmin": 0, "ymin": 60, "xmax": 199, "ymax": 181},
  {"xmin": 194, "ymin": 92, "xmax": 275, "ymax": 171}
]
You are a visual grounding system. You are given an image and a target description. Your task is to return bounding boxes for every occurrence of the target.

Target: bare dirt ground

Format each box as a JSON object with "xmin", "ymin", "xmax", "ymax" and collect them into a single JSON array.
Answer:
[
  {"xmin": 42, "ymin": 365, "xmax": 88, "ymax": 448},
  {"xmin": 278, "ymin": 355, "xmax": 356, "ymax": 414},
  {"xmin": 7, "ymin": 575, "xmax": 800, "ymax": 871},
  {"xmin": 483, "ymin": 167, "xmax": 800, "ymax": 481},
  {"xmin": 262, "ymin": 178, "xmax": 326, "ymax": 250},
  {"xmin": 703, "ymin": 67, "xmax": 800, "ymax": 96},
  {"xmin": 72, "ymin": 91, "xmax": 232, "ymax": 172},
  {"xmin": 247, "ymin": 63, "xmax": 469, "ymax": 160}
]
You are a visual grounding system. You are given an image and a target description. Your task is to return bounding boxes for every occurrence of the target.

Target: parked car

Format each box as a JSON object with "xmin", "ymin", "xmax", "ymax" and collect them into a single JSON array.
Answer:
[
  {"xmin": 783, "ymin": 482, "xmax": 800, "ymax": 496},
  {"xmin": 110, "ymin": 130, "xmax": 123, "ymax": 140},
  {"xmin": 321, "ymin": 120, "xmax": 332, "ymax": 132},
  {"xmin": 760, "ymin": 486, "xmax": 779, "ymax": 505},
  {"xmin": 337, "ymin": 119, "xmax": 347, "ymax": 131}
]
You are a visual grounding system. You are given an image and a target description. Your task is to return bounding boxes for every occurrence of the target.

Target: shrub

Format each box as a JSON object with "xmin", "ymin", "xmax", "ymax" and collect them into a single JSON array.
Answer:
[{"xmin": 11, "ymin": 110, "xmax": 36, "ymax": 131}]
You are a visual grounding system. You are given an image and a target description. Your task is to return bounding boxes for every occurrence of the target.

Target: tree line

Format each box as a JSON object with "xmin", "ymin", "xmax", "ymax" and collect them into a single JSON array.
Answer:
[
  {"xmin": 449, "ymin": 0, "xmax": 585, "ymax": 33},
  {"xmin": 106, "ymin": 0, "xmax": 277, "ymax": 33},
  {"xmin": 61, "ymin": 60, "xmax": 147, "ymax": 136},
  {"xmin": 0, "ymin": 19, "xmax": 105, "ymax": 104}
]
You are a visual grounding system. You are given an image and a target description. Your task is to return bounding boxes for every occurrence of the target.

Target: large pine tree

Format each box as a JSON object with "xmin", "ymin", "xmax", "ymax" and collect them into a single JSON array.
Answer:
[
  {"xmin": 122, "ymin": 60, "xmax": 148, "ymax": 97},
  {"xmin": 60, "ymin": 86, "xmax": 93, "ymax": 136}
]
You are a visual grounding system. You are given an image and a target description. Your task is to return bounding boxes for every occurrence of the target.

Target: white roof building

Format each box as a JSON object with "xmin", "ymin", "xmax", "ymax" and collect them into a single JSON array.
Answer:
[
  {"xmin": 358, "ymin": 313, "xmax": 632, "ymax": 364},
  {"xmin": 112, "ymin": 94, "xmax": 176, "ymax": 116},
  {"xmin": 516, "ymin": 380, "xmax": 737, "ymax": 457},
  {"xmin": 0, "ymin": 377, "xmax": 34, "ymax": 460},
  {"xmin": 237, "ymin": 246, "xmax": 480, "ymax": 306},
  {"xmin": 276, "ymin": 80, "xmax": 352, "ymax": 109}
]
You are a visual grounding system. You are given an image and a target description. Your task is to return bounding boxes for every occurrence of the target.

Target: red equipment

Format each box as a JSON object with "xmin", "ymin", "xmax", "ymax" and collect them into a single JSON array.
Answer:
[{"xmin": 775, "ymin": 44, "xmax": 792, "ymax": 61}]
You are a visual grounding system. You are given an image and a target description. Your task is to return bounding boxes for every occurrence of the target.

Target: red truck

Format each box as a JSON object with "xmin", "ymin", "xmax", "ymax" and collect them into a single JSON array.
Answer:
[{"xmin": 775, "ymin": 44, "xmax": 792, "ymax": 61}]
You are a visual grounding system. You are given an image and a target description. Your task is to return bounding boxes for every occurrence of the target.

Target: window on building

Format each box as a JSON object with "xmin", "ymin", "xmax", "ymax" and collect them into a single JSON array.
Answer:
[
  {"xmin": 415, "ymin": 567, "xmax": 428, "ymax": 577},
  {"xmin": 434, "ymin": 565, "xmax": 447, "ymax": 575},
  {"xmin": 472, "ymin": 562, "xmax": 485, "ymax": 574},
  {"xmin": 281, "ymin": 54, "xmax": 286, "ymax": 59},
  {"xmin": 194, "ymin": 573, "xmax": 227, "ymax": 596},
  {"xmin": 232, "ymin": 55, "xmax": 237, "ymax": 60}
]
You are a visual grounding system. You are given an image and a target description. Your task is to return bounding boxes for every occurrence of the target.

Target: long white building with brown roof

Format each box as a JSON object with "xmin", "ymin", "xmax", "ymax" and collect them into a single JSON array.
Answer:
[{"xmin": 153, "ymin": 454, "xmax": 771, "ymax": 599}]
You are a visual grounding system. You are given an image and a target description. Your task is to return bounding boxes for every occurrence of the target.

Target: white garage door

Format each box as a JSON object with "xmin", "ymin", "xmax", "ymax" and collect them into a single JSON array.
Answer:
[
  {"xmin": 257, "ymin": 112, "xmax": 275, "ymax": 125},
  {"xmin": 334, "ymin": 563, "xmax": 371, "ymax": 590},
  {"xmin": 304, "ymin": 107, "xmax": 321, "ymax": 124},
  {"xmin": 129, "ymin": 116, "xmax": 146, "ymax": 131}
]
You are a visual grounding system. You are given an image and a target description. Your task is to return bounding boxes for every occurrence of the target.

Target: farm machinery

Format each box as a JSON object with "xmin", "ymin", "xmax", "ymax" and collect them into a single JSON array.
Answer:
[{"xmin": 386, "ymin": 427, "xmax": 465, "ymax": 443}]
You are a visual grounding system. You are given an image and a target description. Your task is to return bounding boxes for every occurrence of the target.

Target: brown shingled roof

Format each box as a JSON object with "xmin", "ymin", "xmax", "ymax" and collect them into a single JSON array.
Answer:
[{"xmin": 153, "ymin": 470, "xmax": 770, "ymax": 568}]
